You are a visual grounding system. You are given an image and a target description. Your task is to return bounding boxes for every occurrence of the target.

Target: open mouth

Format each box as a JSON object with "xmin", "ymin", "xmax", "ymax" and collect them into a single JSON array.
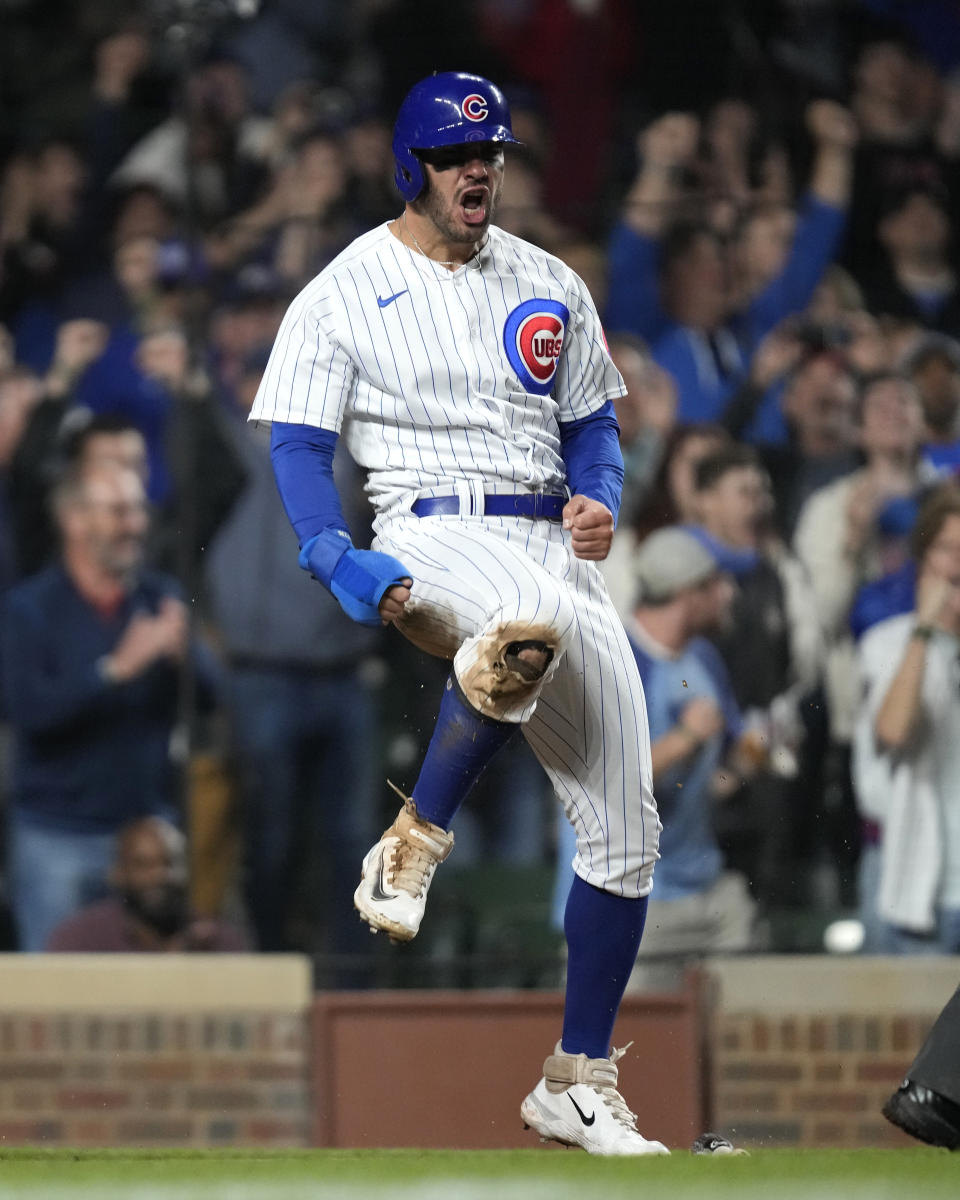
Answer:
[{"xmin": 460, "ymin": 187, "xmax": 489, "ymax": 225}]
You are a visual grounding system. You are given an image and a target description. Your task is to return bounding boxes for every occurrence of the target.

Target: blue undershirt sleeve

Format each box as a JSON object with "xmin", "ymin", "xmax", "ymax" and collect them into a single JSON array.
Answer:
[
  {"xmin": 269, "ymin": 421, "xmax": 349, "ymax": 546},
  {"xmin": 558, "ymin": 400, "xmax": 625, "ymax": 525},
  {"xmin": 269, "ymin": 421, "xmax": 411, "ymax": 624}
]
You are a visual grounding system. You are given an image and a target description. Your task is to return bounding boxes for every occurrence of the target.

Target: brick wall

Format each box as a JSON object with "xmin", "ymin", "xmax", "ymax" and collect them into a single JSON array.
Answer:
[
  {"xmin": 2, "ymin": 954, "xmax": 954, "ymax": 1150},
  {"xmin": 0, "ymin": 1011, "xmax": 310, "ymax": 1147},
  {"xmin": 0, "ymin": 956, "xmax": 312, "ymax": 1148},
  {"xmin": 705, "ymin": 957, "xmax": 958, "ymax": 1149},
  {"xmin": 713, "ymin": 1009, "xmax": 936, "ymax": 1146}
]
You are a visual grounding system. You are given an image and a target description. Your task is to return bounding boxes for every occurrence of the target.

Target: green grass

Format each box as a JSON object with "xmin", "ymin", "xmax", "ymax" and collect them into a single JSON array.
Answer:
[{"xmin": 0, "ymin": 1148, "xmax": 956, "ymax": 1200}]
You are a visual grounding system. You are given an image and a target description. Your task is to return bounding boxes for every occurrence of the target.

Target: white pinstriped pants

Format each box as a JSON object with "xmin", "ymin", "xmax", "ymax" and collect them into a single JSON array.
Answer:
[{"xmin": 374, "ymin": 512, "xmax": 661, "ymax": 897}]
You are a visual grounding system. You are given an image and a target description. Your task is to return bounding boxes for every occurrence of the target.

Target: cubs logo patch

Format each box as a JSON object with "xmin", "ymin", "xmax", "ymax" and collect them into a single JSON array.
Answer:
[
  {"xmin": 503, "ymin": 298, "xmax": 570, "ymax": 394},
  {"xmin": 462, "ymin": 93, "xmax": 488, "ymax": 122}
]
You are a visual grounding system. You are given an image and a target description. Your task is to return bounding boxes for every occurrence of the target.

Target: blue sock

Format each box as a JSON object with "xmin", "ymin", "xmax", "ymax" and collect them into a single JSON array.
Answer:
[
  {"xmin": 411, "ymin": 676, "xmax": 517, "ymax": 829},
  {"xmin": 561, "ymin": 874, "xmax": 648, "ymax": 1059}
]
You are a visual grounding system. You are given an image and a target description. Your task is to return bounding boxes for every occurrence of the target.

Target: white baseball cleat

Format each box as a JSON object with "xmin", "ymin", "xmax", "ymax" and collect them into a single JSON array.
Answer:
[
  {"xmin": 521, "ymin": 1042, "xmax": 670, "ymax": 1156},
  {"xmin": 353, "ymin": 784, "xmax": 454, "ymax": 943}
]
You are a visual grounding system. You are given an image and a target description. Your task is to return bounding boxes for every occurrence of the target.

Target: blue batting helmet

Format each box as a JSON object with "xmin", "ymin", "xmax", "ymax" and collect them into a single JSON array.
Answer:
[{"xmin": 392, "ymin": 71, "xmax": 521, "ymax": 202}]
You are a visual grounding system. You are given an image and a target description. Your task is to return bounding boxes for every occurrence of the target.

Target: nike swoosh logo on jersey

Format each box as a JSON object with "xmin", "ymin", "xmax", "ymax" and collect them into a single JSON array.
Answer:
[
  {"xmin": 370, "ymin": 848, "xmax": 394, "ymax": 903},
  {"xmin": 377, "ymin": 290, "xmax": 408, "ymax": 308},
  {"xmin": 568, "ymin": 1095, "xmax": 596, "ymax": 1126}
]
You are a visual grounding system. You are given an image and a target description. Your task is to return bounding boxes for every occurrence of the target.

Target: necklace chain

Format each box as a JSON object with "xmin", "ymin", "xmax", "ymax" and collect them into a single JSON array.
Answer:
[
  {"xmin": 402, "ymin": 213, "xmax": 456, "ymax": 266},
  {"xmin": 402, "ymin": 213, "xmax": 479, "ymax": 270}
]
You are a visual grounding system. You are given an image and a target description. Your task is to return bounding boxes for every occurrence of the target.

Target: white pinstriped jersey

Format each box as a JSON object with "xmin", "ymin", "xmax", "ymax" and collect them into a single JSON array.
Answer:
[
  {"xmin": 249, "ymin": 222, "xmax": 626, "ymax": 514},
  {"xmin": 250, "ymin": 218, "xmax": 660, "ymax": 898}
]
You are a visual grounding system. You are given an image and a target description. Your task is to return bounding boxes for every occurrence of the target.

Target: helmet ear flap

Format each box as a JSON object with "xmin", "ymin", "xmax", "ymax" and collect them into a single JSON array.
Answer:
[{"xmin": 394, "ymin": 147, "xmax": 425, "ymax": 202}]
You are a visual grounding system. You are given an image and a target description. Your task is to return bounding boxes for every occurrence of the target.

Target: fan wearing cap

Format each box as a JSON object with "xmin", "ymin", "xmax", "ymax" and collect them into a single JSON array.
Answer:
[{"xmin": 623, "ymin": 527, "xmax": 758, "ymax": 991}]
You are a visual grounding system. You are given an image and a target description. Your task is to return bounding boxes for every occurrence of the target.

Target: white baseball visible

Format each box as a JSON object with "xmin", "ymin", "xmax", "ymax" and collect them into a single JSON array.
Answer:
[{"xmin": 823, "ymin": 918, "xmax": 865, "ymax": 955}]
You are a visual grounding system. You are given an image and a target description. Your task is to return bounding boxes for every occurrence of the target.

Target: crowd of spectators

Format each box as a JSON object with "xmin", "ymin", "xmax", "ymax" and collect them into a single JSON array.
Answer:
[{"xmin": 4, "ymin": 1, "xmax": 960, "ymax": 974}]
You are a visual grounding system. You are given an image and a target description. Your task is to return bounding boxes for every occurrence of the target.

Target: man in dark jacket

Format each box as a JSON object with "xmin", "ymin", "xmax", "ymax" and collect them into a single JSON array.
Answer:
[
  {"xmin": 0, "ymin": 458, "xmax": 216, "ymax": 950},
  {"xmin": 204, "ymin": 349, "xmax": 385, "ymax": 970},
  {"xmin": 684, "ymin": 444, "xmax": 824, "ymax": 908}
]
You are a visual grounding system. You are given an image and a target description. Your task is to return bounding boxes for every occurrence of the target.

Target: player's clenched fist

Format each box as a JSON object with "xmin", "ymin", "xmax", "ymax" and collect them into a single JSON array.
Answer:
[
  {"xmin": 563, "ymin": 495, "xmax": 615, "ymax": 561},
  {"xmin": 379, "ymin": 578, "xmax": 413, "ymax": 624}
]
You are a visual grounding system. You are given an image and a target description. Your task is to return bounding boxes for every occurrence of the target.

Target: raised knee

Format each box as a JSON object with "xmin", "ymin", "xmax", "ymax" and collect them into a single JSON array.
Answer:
[
  {"xmin": 503, "ymin": 639, "xmax": 554, "ymax": 681},
  {"xmin": 458, "ymin": 620, "xmax": 563, "ymax": 719}
]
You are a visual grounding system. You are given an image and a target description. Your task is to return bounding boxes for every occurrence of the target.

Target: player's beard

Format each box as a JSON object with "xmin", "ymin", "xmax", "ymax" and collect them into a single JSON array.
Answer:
[{"xmin": 419, "ymin": 176, "xmax": 501, "ymax": 246}]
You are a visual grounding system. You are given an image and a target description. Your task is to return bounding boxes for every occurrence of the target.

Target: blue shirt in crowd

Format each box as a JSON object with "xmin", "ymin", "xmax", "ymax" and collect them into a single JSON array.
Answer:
[
  {"xmin": 629, "ymin": 627, "xmax": 741, "ymax": 900},
  {"xmin": 605, "ymin": 195, "xmax": 846, "ymax": 429}
]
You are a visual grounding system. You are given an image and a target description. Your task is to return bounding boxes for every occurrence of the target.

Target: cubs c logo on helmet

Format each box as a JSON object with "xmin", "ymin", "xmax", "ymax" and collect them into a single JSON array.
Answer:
[
  {"xmin": 462, "ymin": 93, "xmax": 489, "ymax": 122},
  {"xmin": 503, "ymin": 298, "xmax": 570, "ymax": 394}
]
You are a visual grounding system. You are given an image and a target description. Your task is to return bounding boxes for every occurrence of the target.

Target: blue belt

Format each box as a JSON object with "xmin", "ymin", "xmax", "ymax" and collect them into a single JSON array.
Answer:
[{"xmin": 411, "ymin": 493, "xmax": 566, "ymax": 521}]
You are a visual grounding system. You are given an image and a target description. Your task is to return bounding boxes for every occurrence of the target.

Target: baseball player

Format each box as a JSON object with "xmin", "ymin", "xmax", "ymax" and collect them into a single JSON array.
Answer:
[{"xmin": 250, "ymin": 71, "xmax": 666, "ymax": 1156}]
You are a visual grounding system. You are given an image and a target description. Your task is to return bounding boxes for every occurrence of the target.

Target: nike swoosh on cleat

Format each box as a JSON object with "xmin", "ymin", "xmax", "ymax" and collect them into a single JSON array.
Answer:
[
  {"xmin": 370, "ymin": 848, "xmax": 394, "ymax": 903},
  {"xmin": 377, "ymin": 290, "xmax": 408, "ymax": 308},
  {"xmin": 568, "ymin": 1095, "xmax": 595, "ymax": 1126}
]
